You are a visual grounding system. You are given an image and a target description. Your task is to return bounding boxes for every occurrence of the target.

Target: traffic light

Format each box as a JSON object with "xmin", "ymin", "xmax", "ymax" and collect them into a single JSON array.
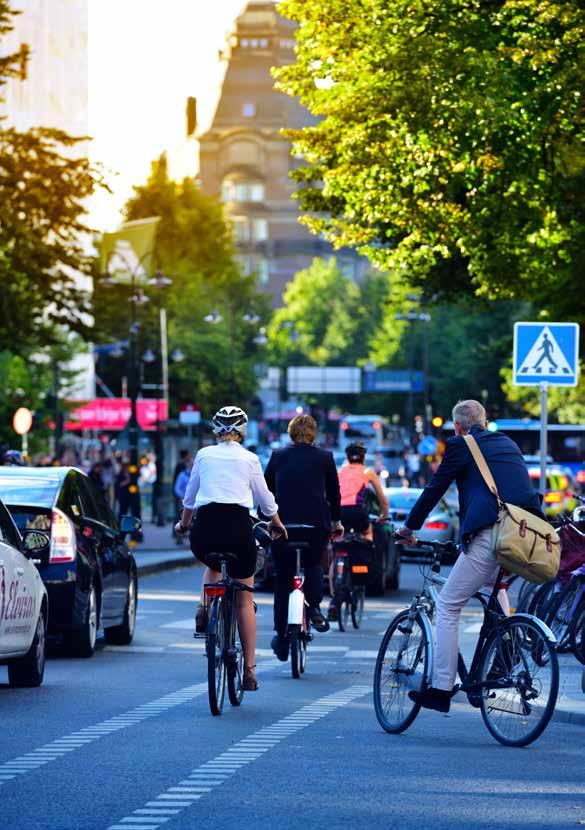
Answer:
[
  {"xmin": 414, "ymin": 415, "xmax": 424, "ymax": 434},
  {"xmin": 487, "ymin": 421, "xmax": 498, "ymax": 432},
  {"xmin": 432, "ymin": 416, "xmax": 444, "ymax": 428}
]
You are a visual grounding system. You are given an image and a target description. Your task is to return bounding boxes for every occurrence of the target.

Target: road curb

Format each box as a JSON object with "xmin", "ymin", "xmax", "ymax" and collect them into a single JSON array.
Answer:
[
  {"xmin": 136, "ymin": 556, "xmax": 197, "ymax": 577},
  {"xmin": 552, "ymin": 705, "xmax": 585, "ymax": 727}
]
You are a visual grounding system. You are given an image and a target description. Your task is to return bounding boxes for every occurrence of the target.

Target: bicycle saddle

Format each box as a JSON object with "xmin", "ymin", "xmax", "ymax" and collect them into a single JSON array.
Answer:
[{"xmin": 206, "ymin": 550, "xmax": 239, "ymax": 569}]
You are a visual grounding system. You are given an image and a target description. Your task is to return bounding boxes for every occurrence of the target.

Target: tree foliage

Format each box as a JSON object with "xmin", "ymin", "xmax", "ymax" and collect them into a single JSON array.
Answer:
[
  {"xmin": 275, "ymin": 0, "xmax": 585, "ymax": 322},
  {"xmin": 0, "ymin": 1, "xmax": 104, "ymax": 350},
  {"xmin": 94, "ymin": 157, "xmax": 269, "ymax": 416}
]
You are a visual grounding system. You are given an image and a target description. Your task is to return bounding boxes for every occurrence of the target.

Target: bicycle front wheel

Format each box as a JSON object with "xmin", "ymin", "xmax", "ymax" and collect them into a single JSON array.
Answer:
[
  {"xmin": 207, "ymin": 599, "xmax": 226, "ymax": 716},
  {"xmin": 479, "ymin": 616, "xmax": 559, "ymax": 747},
  {"xmin": 351, "ymin": 588, "xmax": 365, "ymax": 629},
  {"xmin": 373, "ymin": 609, "xmax": 431, "ymax": 734}
]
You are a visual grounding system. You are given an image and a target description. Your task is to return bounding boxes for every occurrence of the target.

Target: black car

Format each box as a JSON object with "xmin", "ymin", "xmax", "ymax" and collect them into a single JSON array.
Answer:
[{"xmin": 0, "ymin": 467, "xmax": 140, "ymax": 657}]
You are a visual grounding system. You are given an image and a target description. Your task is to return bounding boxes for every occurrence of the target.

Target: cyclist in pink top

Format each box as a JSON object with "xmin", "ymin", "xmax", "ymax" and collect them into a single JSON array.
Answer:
[{"xmin": 327, "ymin": 442, "xmax": 389, "ymax": 619}]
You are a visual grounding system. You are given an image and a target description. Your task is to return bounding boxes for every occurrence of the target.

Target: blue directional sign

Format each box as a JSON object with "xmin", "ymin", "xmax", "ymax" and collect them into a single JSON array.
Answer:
[
  {"xmin": 513, "ymin": 322, "xmax": 579, "ymax": 386},
  {"xmin": 363, "ymin": 370, "xmax": 425, "ymax": 393}
]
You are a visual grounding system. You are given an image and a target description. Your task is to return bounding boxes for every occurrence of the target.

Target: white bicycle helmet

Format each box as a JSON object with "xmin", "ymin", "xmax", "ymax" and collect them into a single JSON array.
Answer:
[{"xmin": 212, "ymin": 405, "xmax": 248, "ymax": 436}]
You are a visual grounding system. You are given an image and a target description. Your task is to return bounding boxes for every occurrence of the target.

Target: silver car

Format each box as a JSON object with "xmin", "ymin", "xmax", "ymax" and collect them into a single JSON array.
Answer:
[{"xmin": 383, "ymin": 486, "xmax": 459, "ymax": 559}]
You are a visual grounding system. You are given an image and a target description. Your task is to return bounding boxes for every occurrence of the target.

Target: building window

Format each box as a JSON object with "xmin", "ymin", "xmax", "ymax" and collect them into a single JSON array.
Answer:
[
  {"xmin": 232, "ymin": 217, "xmax": 250, "ymax": 244},
  {"xmin": 222, "ymin": 179, "xmax": 265, "ymax": 203},
  {"xmin": 240, "ymin": 38, "xmax": 249, "ymax": 47},
  {"xmin": 242, "ymin": 101, "xmax": 256, "ymax": 118},
  {"xmin": 259, "ymin": 38, "xmax": 269, "ymax": 48},
  {"xmin": 252, "ymin": 218, "xmax": 269, "ymax": 242},
  {"xmin": 250, "ymin": 38, "xmax": 259, "ymax": 48}
]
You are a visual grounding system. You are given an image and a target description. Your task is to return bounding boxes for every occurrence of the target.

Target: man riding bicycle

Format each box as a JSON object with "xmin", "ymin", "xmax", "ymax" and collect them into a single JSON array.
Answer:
[
  {"xmin": 264, "ymin": 414, "xmax": 343, "ymax": 661},
  {"xmin": 175, "ymin": 406, "xmax": 286, "ymax": 692},
  {"xmin": 327, "ymin": 441, "xmax": 389, "ymax": 620},
  {"xmin": 397, "ymin": 399, "xmax": 544, "ymax": 713}
]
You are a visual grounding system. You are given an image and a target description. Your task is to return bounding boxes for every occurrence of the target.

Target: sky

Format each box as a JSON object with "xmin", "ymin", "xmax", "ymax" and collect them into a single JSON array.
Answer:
[{"xmin": 88, "ymin": 0, "xmax": 248, "ymax": 231}]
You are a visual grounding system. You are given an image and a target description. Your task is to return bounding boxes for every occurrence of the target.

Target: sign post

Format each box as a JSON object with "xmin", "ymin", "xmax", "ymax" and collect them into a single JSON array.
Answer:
[{"xmin": 513, "ymin": 322, "xmax": 580, "ymax": 498}]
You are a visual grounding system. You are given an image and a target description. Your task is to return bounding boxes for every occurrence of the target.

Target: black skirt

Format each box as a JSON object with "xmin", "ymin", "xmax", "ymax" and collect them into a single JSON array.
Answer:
[{"xmin": 190, "ymin": 502, "xmax": 256, "ymax": 579}]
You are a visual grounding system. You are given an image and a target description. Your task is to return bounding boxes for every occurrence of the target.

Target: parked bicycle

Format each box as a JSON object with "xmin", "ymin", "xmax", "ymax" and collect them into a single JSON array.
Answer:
[
  {"xmin": 202, "ymin": 522, "xmax": 271, "ymax": 716},
  {"xmin": 373, "ymin": 539, "xmax": 559, "ymax": 747}
]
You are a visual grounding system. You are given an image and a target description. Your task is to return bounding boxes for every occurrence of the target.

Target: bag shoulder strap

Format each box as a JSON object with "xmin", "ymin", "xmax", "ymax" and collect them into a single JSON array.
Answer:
[{"xmin": 462, "ymin": 434, "xmax": 501, "ymax": 500}]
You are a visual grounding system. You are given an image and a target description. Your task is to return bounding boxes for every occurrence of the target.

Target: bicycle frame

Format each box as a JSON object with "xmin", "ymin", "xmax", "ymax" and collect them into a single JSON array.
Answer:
[
  {"xmin": 288, "ymin": 546, "xmax": 306, "ymax": 627},
  {"xmin": 204, "ymin": 559, "xmax": 252, "ymax": 663}
]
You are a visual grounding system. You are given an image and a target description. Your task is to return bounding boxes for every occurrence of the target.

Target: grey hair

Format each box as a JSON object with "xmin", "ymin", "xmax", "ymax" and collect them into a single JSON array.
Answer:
[{"xmin": 452, "ymin": 400, "xmax": 486, "ymax": 432}]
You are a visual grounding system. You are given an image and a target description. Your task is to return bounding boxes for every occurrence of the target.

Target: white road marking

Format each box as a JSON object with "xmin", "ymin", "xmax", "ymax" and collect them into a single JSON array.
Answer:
[
  {"xmin": 345, "ymin": 649, "xmax": 379, "ymax": 659},
  {"xmin": 0, "ymin": 683, "xmax": 207, "ymax": 786},
  {"xmin": 107, "ymin": 684, "xmax": 370, "ymax": 830}
]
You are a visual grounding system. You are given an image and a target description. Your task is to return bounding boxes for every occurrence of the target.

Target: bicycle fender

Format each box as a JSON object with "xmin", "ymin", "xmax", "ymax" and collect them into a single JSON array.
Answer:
[
  {"xmin": 509, "ymin": 612, "xmax": 557, "ymax": 644},
  {"xmin": 288, "ymin": 589, "xmax": 305, "ymax": 625}
]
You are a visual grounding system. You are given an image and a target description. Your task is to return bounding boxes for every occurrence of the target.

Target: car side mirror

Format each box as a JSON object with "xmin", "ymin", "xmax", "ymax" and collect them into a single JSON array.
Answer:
[
  {"xmin": 120, "ymin": 515, "xmax": 141, "ymax": 536},
  {"xmin": 22, "ymin": 529, "xmax": 50, "ymax": 556}
]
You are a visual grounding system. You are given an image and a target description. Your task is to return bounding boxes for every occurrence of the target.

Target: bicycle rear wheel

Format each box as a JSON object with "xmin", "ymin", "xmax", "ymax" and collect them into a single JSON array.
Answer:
[
  {"xmin": 338, "ymin": 597, "xmax": 350, "ymax": 632},
  {"xmin": 373, "ymin": 609, "xmax": 430, "ymax": 734},
  {"xmin": 207, "ymin": 599, "xmax": 226, "ymax": 716},
  {"xmin": 569, "ymin": 599, "xmax": 585, "ymax": 665},
  {"xmin": 479, "ymin": 616, "xmax": 559, "ymax": 747},
  {"xmin": 351, "ymin": 588, "xmax": 365, "ymax": 629},
  {"xmin": 290, "ymin": 625, "xmax": 306, "ymax": 678},
  {"xmin": 227, "ymin": 612, "xmax": 244, "ymax": 707}
]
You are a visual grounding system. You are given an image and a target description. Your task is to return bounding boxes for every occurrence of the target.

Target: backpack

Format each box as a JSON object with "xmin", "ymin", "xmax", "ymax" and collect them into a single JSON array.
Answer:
[{"xmin": 463, "ymin": 434, "xmax": 560, "ymax": 584}]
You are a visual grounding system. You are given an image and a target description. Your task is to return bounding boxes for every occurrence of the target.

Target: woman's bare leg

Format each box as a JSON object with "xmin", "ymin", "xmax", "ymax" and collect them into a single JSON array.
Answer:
[{"xmin": 236, "ymin": 575, "xmax": 256, "ymax": 668}]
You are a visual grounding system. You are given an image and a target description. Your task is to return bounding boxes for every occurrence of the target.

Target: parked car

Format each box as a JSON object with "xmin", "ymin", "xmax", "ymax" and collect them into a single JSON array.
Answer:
[
  {"xmin": 0, "ymin": 497, "xmax": 48, "ymax": 686},
  {"xmin": 384, "ymin": 486, "xmax": 459, "ymax": 560},
  {"xmin": 0, "ymin": 467, "xmax": 140, "ymax": 658}
]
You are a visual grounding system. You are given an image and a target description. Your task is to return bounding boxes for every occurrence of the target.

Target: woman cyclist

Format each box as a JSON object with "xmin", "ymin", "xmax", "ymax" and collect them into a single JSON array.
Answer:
[
  {"xmin": 175, "ymin": 406, "xmax": 286, "ymax": 691},
  {"xmin": 327, "ymin": 441, "xmax": 389, "ymax": 620}
]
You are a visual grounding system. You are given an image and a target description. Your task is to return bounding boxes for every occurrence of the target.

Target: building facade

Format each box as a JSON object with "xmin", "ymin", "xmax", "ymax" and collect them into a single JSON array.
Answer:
[{"xmin": 198, "ymin": 0, "xmax": 367, "ymax": 303}]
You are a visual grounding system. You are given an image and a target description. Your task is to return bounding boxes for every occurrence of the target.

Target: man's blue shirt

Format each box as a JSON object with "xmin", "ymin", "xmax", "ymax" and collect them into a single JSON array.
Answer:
[{"xmin": 406, "ymin": 425, "xmax": 544, "ymax": 539}]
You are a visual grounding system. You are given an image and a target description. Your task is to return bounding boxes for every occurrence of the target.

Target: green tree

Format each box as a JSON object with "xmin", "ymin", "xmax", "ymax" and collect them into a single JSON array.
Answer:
[
  {"xmin": 502, "ymin": 362, "xmax": 585, "ymax": 423},
  {"xmin": 94, "ymin": 157, "xmax": 269, "ymax": 416},
  {"xmin": 0, "ymin": 1, "xmax": 104, "ymax": 350},
  {"xmin": 275, "ymin": 0, "xmax": 585, "ymax": 323}
]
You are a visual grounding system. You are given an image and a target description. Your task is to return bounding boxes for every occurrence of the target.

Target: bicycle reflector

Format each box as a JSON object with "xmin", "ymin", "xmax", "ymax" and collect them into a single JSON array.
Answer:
[
  {"xmin": 205, "ymin": 585, "xmax": 227, "ymax": 598},
  {"xmin": 351, "ymin": 565, "xmax": 368, "ymax": 574},
  {"xmin": 292, "ymin": 576, "xmax": 303, "ymax": 590}
]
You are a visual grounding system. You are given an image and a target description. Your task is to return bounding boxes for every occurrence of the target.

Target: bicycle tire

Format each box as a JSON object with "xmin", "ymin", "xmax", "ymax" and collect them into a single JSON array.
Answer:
[
  {"xmin": 227, "ymin": 607, "xmax": 244, "ymax": 707},
  {"xmin": 544, "ymin": 581, "xmax": 582, "ymax": 652},
  {"xmin": 529, "ymin": 581, "xmax": 556, "ymax": 620},
  {"xmin": 569, "ymin": 598, "xmax": 585, "ymax": 665},
  {"xmin": 351, "ymin": 588, "xmax": 365, "ymax": 629},
  {"xmin": 373, "ymin": 609, "xmax": 430, "ymax": 734},
  {"xmin": 207, "ymin": 598, "xmax": 226, "ymax": 716},
  {"xmin": 290, "ymin": 625, "xmax": 303, "ymax": 679},
  {"xmin": 515, "ymin": 580, "xmax": 538, "ymax": 614},
  {"xmin": 338, "ymin": 598, "xmax": 350, "ymax": 632},
  {"xmin": 479, "ymin": 616, "xmax": 559, "ymax": 747}
]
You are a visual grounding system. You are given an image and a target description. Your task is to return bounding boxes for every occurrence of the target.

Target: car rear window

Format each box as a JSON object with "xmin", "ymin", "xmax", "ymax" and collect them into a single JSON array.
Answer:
[
  {"xmin": 10, "ymin": 507, "xmax": 51, "ymax": 532},
  {"xmin": 0, "ymin": 477, "xmax": 60, "ymax": 507}
]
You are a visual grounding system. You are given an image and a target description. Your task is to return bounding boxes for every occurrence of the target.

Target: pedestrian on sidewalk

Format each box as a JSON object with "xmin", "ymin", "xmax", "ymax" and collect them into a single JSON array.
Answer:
[
  {"xmin": 173, "ymin": 456, "xmax": 193, "ymax": 545},
  {"xmin": 397, "ymin": 399, "xmax": 544, "ymax": 713}
]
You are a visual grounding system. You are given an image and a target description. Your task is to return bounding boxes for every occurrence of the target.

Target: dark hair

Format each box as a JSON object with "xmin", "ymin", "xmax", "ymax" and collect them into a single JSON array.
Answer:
[{"xmin": 345, "ymin": 441, "xmax": 367, "ymax": 463}]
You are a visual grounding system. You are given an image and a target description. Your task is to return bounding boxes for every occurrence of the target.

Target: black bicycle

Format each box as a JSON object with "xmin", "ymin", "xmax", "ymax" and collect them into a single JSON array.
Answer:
[
  {"xmin": 373, "ymin": 539, "xmax": 560, "ymax": 747},
  {"xmin": 202, "ymin": 523, "xmax": 271, "ymax": 716},
  {"xmin": 331, "ymin": 535, "xmax": 368, "ymax": 631}
]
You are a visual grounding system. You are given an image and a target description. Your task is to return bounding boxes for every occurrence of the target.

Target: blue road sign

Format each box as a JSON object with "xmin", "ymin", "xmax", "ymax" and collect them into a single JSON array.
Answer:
[
  {"xmin": 513, "ymin": 323, "xmax": 580, "ymax": 387},
  {"xmin": 418, "ymin": 435, "xmax": 438, "ymax": 455},
  {"xmin": 363, "ymin": 370, "xmax": 424, "ymax": 393}
]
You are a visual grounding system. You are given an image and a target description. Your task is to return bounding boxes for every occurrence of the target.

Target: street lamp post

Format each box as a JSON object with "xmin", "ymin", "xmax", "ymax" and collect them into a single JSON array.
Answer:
[{"xmin": 395, "ymin": 310, "xmax": 432, "ymax": 443}]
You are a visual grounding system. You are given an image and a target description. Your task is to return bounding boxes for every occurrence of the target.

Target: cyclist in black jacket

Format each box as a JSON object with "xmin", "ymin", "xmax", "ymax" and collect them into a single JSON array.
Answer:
[{"xmin": 265, "ymin": 414, "xmax": 343, "ymax": 661}]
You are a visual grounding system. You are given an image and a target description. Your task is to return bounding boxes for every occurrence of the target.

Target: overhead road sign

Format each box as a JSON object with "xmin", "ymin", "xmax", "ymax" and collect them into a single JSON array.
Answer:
[
  {"xmin": 363, "ymin": 370, "xmax": 424, "ymax": 393},
  {"xmin": 287, "ymin": 367, "xmax": 361, "ymax": 394},
  {"xmin": 513, "ymin": 323, "xmax": 579, "ymax": 387}
]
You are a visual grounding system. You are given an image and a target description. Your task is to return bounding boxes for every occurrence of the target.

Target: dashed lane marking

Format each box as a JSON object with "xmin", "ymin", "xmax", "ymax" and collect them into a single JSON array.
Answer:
[{"xmin": 106, "ymin": 683, "xmax": 371, "ymax": 830}]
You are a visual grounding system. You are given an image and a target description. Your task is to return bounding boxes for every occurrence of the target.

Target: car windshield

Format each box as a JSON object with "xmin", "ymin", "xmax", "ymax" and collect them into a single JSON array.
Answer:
[
  {"xmin": 386, "ymin": 490, "xmax": 421, "ymax": 509},
  {"xmin": 0, "ymin": 476, "xmax": 60, "ymax": 507}
]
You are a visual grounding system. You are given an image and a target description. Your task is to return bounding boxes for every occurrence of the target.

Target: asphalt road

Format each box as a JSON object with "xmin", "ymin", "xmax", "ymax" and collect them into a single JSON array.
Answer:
[{"xmin": 1, "ymin": 563, "xmax": 584, "ymax": 830}]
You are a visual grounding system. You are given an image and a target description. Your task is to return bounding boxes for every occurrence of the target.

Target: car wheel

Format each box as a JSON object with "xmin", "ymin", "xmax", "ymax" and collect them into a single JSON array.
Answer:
[
  {"xmin": 105, "ymin": 573, "xmax": 137, "ymax": 646},
  {"xmin": 68, "ymin": 583, "xmax": 98, "ymax": 658},
  {"xmin": 8, "ymin": 609, "xmax": 47, "ymax": 688}
]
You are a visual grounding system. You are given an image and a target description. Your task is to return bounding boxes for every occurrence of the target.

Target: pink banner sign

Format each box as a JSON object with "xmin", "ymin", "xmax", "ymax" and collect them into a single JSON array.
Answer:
[{"xmin": 65, "ymin": 398, "xmax": 168, "ymax": 432}]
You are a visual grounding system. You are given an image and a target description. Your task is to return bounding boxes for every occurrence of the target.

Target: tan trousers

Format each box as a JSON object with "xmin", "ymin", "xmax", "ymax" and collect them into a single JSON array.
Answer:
[{"xmin": 432, "ymin": 527, "xmax": 509, "ymax": 691}]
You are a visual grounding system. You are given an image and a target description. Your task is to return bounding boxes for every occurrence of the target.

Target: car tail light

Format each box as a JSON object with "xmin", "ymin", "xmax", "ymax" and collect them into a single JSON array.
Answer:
[
  {"xmin": 425, "ymin": 520, "xmax": 448, "ymax": 530},
  {"xmin": 205, "ymin": 585, "xmax": 226, "ymax": 598},
  {"xmin": 50, "ymin": 508, "xmax": 77, "ymax": 563},
  {"xmin": 545, "ymin": 491, "xmax": 563, "ymax": 504},
  {"xmin": 576, "ymin": 471, "xmax": 585, "ymax": 483},
  {"xmin": 341, "ymin": 421, "xmax": 349, "ymax": 431}
]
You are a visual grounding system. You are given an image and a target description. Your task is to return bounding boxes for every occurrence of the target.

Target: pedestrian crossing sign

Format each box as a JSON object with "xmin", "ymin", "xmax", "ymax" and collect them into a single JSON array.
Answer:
[{"xmin": 513, "ymin": 323, "xmax": 580, "ymax": 386}]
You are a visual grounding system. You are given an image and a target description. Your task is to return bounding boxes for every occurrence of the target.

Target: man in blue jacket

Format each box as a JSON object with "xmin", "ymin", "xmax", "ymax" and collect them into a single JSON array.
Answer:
[{"xmin": 397, "ymin": 399, "xmax": 543, "ymax": 713}]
